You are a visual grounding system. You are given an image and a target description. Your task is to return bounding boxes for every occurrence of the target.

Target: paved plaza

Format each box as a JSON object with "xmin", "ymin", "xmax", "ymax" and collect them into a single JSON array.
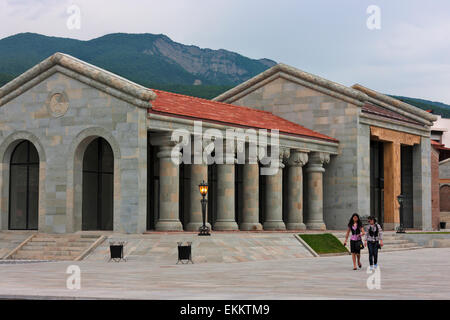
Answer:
[{"xmin": 0, "ymin": 247, "xmax": 449, "ymax": 299}]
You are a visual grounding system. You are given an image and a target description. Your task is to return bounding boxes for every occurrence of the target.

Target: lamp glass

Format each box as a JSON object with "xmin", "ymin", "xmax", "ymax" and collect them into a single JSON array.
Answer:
[{"xmin": 199, "ymin": 181, "xmax": 208, "ymax": 197}]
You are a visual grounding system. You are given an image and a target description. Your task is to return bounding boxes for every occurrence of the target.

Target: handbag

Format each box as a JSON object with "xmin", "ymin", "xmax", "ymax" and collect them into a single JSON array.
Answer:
[{"xmin": 358, "ymin": 240, "xmax": 364, "ymax": 249}]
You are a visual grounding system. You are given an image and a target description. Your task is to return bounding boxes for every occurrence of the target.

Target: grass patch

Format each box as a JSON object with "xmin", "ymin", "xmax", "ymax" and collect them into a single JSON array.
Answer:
[
  {"xmin": 406, "ymin": 232, "xmax": 450, "ymax": 234},
  {"xmin": 299, "ymin": 233, "xmax": 349, "ymax": 254}
]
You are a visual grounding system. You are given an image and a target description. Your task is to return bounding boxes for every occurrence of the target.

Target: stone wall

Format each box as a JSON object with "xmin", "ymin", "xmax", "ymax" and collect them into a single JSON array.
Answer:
[
  {"xmin": 440, "ymin": 159, "xmax": 450, "ymax": 179},
  {"xmin": 0, "ymin": 72, "xmax": 148, "ymax": 233},
  {"xmin": 431, "ymin": 147, "xmax": 440, "ymax": 230},
  {"xmin": 440, "ymin": 159, "xmax": 450, "ymax": 213},
  {"xmin": 231, "ymin": 77, "xmax": 364, "ymax": 229}
]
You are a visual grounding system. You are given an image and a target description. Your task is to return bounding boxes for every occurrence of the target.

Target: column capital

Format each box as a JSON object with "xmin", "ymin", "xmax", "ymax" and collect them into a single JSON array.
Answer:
[
  {"xmin": 150, "ymin": 132, "xmax": 178, "ymax": 147},
  {"xmin": 151, "ymin": 133, "xmax": 181, "ymax": 160},
  {"xmin": 288, "ymin": 150, "xmax": 309, "ymax": 167},
  {"xmin": 306, "ymin": 152, "xmax": 330, "ymax": 173}
]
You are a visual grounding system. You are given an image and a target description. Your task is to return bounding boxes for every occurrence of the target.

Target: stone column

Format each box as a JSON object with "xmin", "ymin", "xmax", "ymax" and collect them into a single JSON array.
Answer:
[
  {"xmin": 214, "ymin": 149, "xmax": 238, "ymax": 231},
  {"xmin": 286, "ymin": 150, "xmax": 308, "ymax": 230},
  {"xmin": 151, "ymin": 134, "xmax": 183, "ymax": 231},
  {"xmin": 186, "ymin": 142, "xmax": 211, "ymax": 231},
  {"xmin": 305, "ymin": 152, "xmax": 329, "ymax": 230},
  {"xmin": 412, "ymin": 136, "xmax": 432, "ymax": 231},
  {"xmin": 263, "ymin": 149, "xmax": 288, "ymax": 230},
  {"xmin": 240, "ymin": 152, "xmax": 262, "ymax": 231}
]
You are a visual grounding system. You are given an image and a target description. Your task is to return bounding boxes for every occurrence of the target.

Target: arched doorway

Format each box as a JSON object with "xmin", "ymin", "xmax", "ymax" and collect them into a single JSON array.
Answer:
[
  {"xmin": 9, "ymin": 140, "xmax": 39, "ymax": 230},
  {"xmin": 82, "ymin": 137, "xmax": 114, "ymax": 230}
]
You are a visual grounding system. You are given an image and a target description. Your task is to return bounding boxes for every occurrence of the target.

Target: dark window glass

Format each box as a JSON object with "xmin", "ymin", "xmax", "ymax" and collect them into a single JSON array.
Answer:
[
  {"xmin": 83, "ymin": 140, "xmax": 99, "ymax": 172},
  {"xmin": 9, "ymin": 141, "xmax": 39, "ymax": 230},
  {"xmin": 27, "ymin": 165, "xmax": 39, "ymax": 230},
  {"xmin": 101, "ymin": 173, "xmax": 113, "ymax": 230},
  {"xmin": 82, "ymin": 138, "xmax": 113, "ymax": 230},
  {"xmin": 101, "ymin": 141, "xmax": 114, "ymax": 173},
  {"xmin": 82, "ymin": 172, "xmax": 98, "ymax": 230},
  {"xmin": 11, "ymin": 141, "xmax": 28, "ymax": 164}
]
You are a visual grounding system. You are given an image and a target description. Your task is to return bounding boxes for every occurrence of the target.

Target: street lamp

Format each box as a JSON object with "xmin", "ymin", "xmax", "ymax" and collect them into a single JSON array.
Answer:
[
  {"xmin": 396, "ymin": 194, "xmax": 405, "ymax": 233},
  {"xmin": 198, "ymin": 180, "xmax": 210, "ymax": 236}
]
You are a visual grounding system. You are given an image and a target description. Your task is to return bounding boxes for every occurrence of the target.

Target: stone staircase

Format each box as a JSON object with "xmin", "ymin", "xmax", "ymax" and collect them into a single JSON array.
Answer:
[
  {"xmin": 332, "ymin": 231, "xmax": 424, "ymax": 253},
  {"xmin": 0, "ymin": 231, "xmax": 34, "ymax": 259},
  {"xmin": 8, "ymin": 234, "xmax": 103, "ymax": 261}
]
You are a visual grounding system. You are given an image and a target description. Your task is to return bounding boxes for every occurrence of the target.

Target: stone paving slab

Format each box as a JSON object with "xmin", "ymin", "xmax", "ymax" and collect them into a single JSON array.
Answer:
[
  {"xmin": 85, "ymin": 232, "xmax": 313, "ymax": 263},
  {"xmin": 0, "ymin": 248, "xmax": 449, "ymax": 299}
]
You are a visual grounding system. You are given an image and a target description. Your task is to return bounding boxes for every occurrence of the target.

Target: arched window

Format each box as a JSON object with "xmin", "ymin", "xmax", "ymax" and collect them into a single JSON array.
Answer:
[
  {"xmin": 82, "ymin": 137, "xmax": 114, "ymax": 230},
  {"xmin": 9, "ymin": 140, "xmax": 39, "ymax": 230}
]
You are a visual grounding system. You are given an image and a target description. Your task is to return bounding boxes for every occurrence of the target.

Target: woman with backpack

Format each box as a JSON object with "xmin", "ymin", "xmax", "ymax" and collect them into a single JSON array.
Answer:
[
  {"xmin": 343, "ymin": 213, "xmax": 366, "ymax": 270},
  {"xmin": 364, "ymin": 216, "xmax": 383, "ymax": 270}
]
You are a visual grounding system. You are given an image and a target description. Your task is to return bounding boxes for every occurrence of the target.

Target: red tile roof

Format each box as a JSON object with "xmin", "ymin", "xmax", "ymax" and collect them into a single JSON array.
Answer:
[
  {"xmin": 362, "ymin": 103, "xmax": 422, "ymax": 126},
  {"xmin": 432, "ymin": 140, "xmax": 450, "ymax": 151},
  {"xmin": 149, "ymin": 89, "xmax": 338, "ymax": 143}
]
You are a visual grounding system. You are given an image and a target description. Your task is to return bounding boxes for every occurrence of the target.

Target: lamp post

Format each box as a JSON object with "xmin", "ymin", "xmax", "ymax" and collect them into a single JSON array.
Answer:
[
  {"xmin": 198, "ymin": 180, "xmax": 210, "ymax": 236},
  {"xmin": 396, "ymin": 194, "xmax": 405, "ymax": 233}
]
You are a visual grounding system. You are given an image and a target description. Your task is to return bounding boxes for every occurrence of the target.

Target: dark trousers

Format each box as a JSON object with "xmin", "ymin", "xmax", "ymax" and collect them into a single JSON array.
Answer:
[{"xmin": 367, "ymin": 241, "xmax": 379, "ymax": 265}]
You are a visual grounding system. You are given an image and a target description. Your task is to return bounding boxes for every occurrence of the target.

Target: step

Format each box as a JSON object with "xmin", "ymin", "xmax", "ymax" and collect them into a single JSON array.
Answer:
[
  {"xmin": 12, "ymin": 251, "xmax": 79, "ymax": 259},
  {"xmin": 41, "ymin": 236, "xmax": 97, "ymax": 240},
  {"xmin": 20, "ymin": 246, "xmax": 86, "ymax": 253},
  {"xmin": 12, "ymin": 255, "xmax": 74, "ymax": 261},
  {"xmin": 26, "ymin": 241, "xmax": 91, "ymax": 248}
]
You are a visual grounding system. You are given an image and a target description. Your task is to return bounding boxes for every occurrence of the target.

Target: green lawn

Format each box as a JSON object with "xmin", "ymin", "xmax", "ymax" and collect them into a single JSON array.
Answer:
[{"xmin": 299, "ymin": 233, "xmax": 349, "ymax": 254}]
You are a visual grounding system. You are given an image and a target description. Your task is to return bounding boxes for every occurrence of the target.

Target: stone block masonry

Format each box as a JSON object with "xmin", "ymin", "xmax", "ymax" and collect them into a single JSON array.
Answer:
[{"xmin": 0, "ymin": 72, "xmax": 148, "ymax": 233}]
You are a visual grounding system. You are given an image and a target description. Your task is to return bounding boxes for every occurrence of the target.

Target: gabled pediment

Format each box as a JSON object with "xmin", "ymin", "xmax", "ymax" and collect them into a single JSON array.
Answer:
[
  {"xmin": 214, "ymin": 63, "xmax": 368, "ymax": 106},
  {"xmin": 0, "ymin": 52, "xmax": 156, "ymax": 109},
  {"xmin": 214, "ymin": 63, "xmax": 437, "ymax": 127}
]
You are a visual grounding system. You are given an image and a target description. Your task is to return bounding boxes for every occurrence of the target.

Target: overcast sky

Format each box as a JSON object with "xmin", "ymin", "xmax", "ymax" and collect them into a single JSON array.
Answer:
[{"xmin": 1, "ymin": 0, "xmax": 450, "ymax": 103}]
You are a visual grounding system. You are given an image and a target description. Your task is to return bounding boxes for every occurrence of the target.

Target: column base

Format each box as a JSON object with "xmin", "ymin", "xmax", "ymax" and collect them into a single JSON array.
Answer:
[
  {"xmin": 185, "ymin": 222, "xmax": 212, "ymax": 232},
  {"xmin": 306, "ymin": 221, "xmax": 326, "ymax": 230},
  {"xmin": 240, "ymin": 222, "xmax": 263, "ymax": 231},
  {"xmin": 263, "ymin": 220, "xmax": 286, "ymax": 231},
  {"xmin": 286, "ymin": 222, "xmax": 306, "ymax": 231},
  {"xmin": 213, "ymin": 220, "xmax": 239, "ymax": 231},
  {"xmin": 155, "ymin": 220, "xmax": 183, "ymax": 231}
]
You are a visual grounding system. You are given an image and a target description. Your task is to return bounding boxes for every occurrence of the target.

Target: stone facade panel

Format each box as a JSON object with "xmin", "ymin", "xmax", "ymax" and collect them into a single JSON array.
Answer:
[{"xmin": 0, "ymin": 72, "xmax": 147, "ymax": 233}]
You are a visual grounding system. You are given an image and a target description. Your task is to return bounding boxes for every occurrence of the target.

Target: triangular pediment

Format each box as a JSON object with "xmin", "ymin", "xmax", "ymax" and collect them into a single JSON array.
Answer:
[
  {"xmin": 214, "ymin": 63, "xmax": 437, "ymax": 127},
  {"xmin": 214, "ymin": 63, "xmax": 367, "ymax": 106},
  {"xmin": 0, "ymin": 52, "xmax": 156, "ymax": 109}
]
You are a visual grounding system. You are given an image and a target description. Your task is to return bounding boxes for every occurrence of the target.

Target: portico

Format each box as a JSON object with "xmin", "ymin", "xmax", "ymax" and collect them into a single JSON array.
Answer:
[{"xmin": 146, "ymin": 92, "xmax": 340, "ymax": 231}]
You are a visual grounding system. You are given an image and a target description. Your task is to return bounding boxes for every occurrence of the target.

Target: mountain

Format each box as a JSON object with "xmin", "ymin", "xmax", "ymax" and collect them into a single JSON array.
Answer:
[
  {"xmin": 1, "ymin": 33, "xmax": 450, "ymax": 117},
  {"xmin": 0, "ymin": 32, "xmax": 276, "ymax": 98},
  {"xmin": 389, "ymin": 96, "xmax": 450, "ymax": 118}
]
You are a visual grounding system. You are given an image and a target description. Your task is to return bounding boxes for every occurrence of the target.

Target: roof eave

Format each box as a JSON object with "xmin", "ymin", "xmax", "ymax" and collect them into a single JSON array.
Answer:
[{"xmin": 352, "ymin": 84, "xmax": 437, "ymax": 123}]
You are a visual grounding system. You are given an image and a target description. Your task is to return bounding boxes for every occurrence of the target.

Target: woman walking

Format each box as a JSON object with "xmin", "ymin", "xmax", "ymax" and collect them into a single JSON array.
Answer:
[
  {"xmin": 343, "ymin": 213, "xmax": 366, "ymax": 270},
  {"xmin": 364, "ymin": 216, "xmax": 383, "ymax": 270}
]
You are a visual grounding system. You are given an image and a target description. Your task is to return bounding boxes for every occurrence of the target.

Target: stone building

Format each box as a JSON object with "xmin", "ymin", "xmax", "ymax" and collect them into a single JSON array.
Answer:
[
  {"xmin": 215, "ymin": 64, "xmax": 437, "ymax": 230},
  {"xmin": 0, "ymin": 54, "xmax": 438, "ymax": 233},
  {"xmin": 0, "ymin": 53, "xmax": 340, "ymax": 234}
]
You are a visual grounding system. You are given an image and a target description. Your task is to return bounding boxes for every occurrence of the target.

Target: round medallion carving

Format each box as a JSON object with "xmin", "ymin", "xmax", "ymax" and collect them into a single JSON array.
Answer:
[{"xmin": 46, "ymin": 92, "xmax": 69, "ymax": 118}]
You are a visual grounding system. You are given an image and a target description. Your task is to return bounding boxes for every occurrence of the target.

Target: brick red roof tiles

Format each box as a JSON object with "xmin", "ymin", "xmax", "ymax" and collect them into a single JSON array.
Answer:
[
  {"xmin": 149, "ymin": 89, "xmax": 338, "ymax": 143},
  {"xmin": 432, "ymin": 140, "xmax": 450, "ymax": 151},
  {"xmin": 362, "ymin": 103, "xmax": 422, "ymax": 126}
]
